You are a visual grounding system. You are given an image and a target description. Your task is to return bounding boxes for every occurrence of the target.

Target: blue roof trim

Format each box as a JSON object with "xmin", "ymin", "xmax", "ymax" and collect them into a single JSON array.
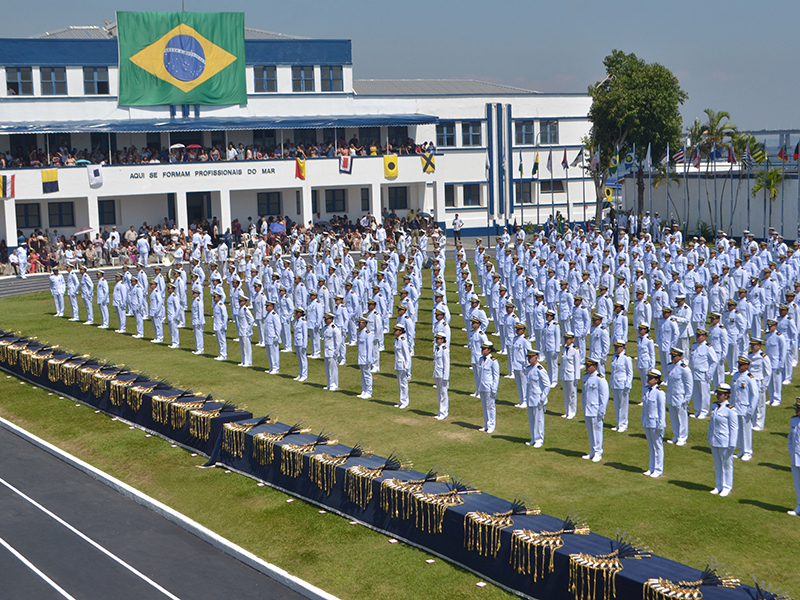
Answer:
[
  {"xmin": 0, "ymin": 38, "xmax": 351, "ymax": 67},
  {"xmin": 0, "ymin": 114, "xmax": 437, "ymax": 134}
]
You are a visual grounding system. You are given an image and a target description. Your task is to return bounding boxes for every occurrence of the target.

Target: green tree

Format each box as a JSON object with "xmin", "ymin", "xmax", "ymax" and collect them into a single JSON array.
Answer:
[
  {"xmin": 698, "ymin": 109, "xmax": 737, "ymax": 232},
  {"xmin": 728, "ymin": 132, "xmax": 760, "ymax": 233},
  {"xmin": 587, "ymin": 50, "xmax": 688, "ymax": 222},
  {"xmin": 752, "ymin": 167, "xmax": 786, "ymax": 228}
]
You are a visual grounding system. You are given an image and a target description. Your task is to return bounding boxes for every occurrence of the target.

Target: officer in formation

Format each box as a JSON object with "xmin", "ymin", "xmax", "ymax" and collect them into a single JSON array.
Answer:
[
  {"xmin": 708, "ymin": 383, "xmax": 738, "ymax": 497},
  {"xmin": 356, "ymin": 316, "xmax": 374, "ymax": 399},
  {"xmin": 394, "ymin": 323, "xmax": 412, "ymax": 409},
  {"xmin": 113, "ymin": 273, "xmax": 127, "ymax": 333},
  {"xmin": 789, "ymin": 399, "xmax": 800, "ymax": 516},
  {"xmin": 609, "ymin": 340, "xmax": 633, "ymax": 432},
  {"xmin": 236, "ymin": 295, "xmax": 255, "ymax": 368},
  {"xmin": 79, "ymin": 265, "xmax": 94, "ymax": 325},
  {"xmin": 149, "ymin": 279, "xmax": 164, "ymax": 343},
  {"xmin": 96, "ymin": 271, "xmax": 109, "ymax": 329},
  {"xmin": 477, "ymin": 341, "xmax": 499, "ymax": 434},
  {"xmin": 524, "ymin": 349, "xmax": 550, "ymax": 447},
  {"xmin": 49, "ymin": 267, "xmax": 66, "ymax": 317},
  {"xmin": 191, "ymin": 287, "xmax": 205, "ymax": 355},
  {"xmin": 581, "ymin": 357, "xmax": 609, "ymax": 462},
  {"xmin": 432, "ymin": 331, "xmax": 450, "ymax": 420},
  {"xmin": 322, "ymin": 312, "xmax": 341, "ymax": 391},
  {"xmin": 263, "ymin": 300, "xmax": 281, "ymax": 374},
  {"xmin": 641, "ymin": 369, "xmax": 666, "ymax": 478}
]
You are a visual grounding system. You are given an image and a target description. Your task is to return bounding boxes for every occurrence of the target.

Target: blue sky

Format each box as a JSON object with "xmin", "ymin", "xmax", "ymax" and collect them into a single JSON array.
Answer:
[{"xmin": 5, "ymin": 0, "xmax": 798, "ymax": 131}]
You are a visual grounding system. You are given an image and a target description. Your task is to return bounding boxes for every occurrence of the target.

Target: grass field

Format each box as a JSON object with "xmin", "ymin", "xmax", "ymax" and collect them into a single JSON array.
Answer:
[{"xmin": 1, "ymin": 273, "xmax": 798, "ymax": 598}]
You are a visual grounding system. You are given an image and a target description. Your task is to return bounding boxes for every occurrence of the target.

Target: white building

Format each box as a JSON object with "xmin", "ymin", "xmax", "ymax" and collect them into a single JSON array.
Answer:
[{"xmin": 0, "ymin": 21, "xmax": 595, "ymax": 246}]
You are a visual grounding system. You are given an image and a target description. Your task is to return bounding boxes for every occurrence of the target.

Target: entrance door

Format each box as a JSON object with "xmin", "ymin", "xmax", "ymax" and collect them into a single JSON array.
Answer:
[{"xmin": 186, "ymin": 192, "xmax": 211, "ymax": 226}]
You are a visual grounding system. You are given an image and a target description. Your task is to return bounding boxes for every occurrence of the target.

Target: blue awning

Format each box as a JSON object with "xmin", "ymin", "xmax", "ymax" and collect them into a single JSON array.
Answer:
[{"xmin": 0, "ymin": 114, "xmax": 438, "ymax": 135}]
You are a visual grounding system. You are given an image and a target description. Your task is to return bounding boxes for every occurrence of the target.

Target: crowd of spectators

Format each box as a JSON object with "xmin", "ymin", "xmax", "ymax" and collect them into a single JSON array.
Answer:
[
  {"xmin": 0, "ymin": 209, "xmax": 434, "ymax": 277},
  {"xmin": 0, "ymin": 136, "xmax": 436, "ymax": 169}
]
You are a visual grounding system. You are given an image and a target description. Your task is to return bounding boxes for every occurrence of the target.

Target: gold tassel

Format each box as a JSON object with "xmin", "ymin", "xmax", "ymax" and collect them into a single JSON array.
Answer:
[
  {"xmin": 510, "ymin": 529, "xmax": 565, "ymax": 581},
  {"xmin": 48, "ymin": 356, "xmax": 68, "ymax": 383},
  {"xmin": 60, "ymin": 361, "xmax": 81, "ymax": 386},
  {"xmin": 252, "ymin": 432, "xmax": 282, "ymax": 465},
  {"xmin": 464, "ymin": 511, "xmax": 516, "ymax": 558},
  {"xmin": 569, "ymin": 553, "xmax": 624, "ymax": 600},
  {"xmin": 77, "ymin": 365, "xmax": 101, "ymax": 393},
  {"xmin": 109, "ymin": 378, "xmax": 134, "ymax": 407},
  {"xmin": 222, "ymin": 422, "xmax": 255, "ymax": 459},
  {"xmin": 309, "ymin": 453, "xmax": 346, "ymax": 496},
  {"xmin": 344, "ymin": 465, "xmax": 383, "ymax": 509},
  {"xmin": 408, "ymin": 490, "xmax": 465, "ymax": 534},
  {"xmin": 169, "ymin": 398, "xmax": 205, "ymax": 430},
  {"xmin": 4, "ymin": 342, "xmax": 26, "ymax": 366},
  {"xmin": 379, "ymin": 478, "xmax": 425, "ymax": 519},
  {"xmin": 91, "ymin": 369, "xmax": 117, "ymax": 398},
  {"xmin": 280, "ymin": 443, "xmax": 314, "ymax": 478},
  {"xmin": 189, "ymin": 409, "xmax": 219, "ymax": 441}
]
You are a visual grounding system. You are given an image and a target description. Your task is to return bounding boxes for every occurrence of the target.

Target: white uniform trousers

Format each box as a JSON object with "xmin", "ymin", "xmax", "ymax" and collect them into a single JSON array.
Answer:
[
  {"xmin": 115, "ymin": 306, "xmax": 126, "ymax": 332},
  {"xmin": 193, "ymin": 325, "xmax": 204, "ymax": 353},
  {"xmin": 766, "ymin": 376, "xmax": 781, "ymax": 412},
  {"xmin": 563, "ymin": 379, "xmax": 578, "ymax": 418},
  {"xmin": 711, "ymin": 446, "xmax": 734, "ymax": 492},
  {"xmin": 396, "ymin": 369, "xmax": 410, "ymax": 408},
  {"xmin": 324, "ymin": 357, "xmax": 338, "ymax": 389},
  {"xmin": 668, "ymin": 402, "xmax": 689, "ymax": 443},
  {"xmin": 99, "ymin": 303, "xmax": 109, "ymax": 328},
  {"xmin": 527, "ymin": 404, "xmax": 545, "ymax": 444},
  {"xmin": 372, "ymin": 342, "xmax": 381, "ymax": 372},
  {"xmin": 713, "ymin": 360, "xmax": 725, "ymax": 389},
  {"xmin": 644, "ymin": 427, "xmax": 664, "ymax": 475},
  {"xmin": 239, "ymin": 334, "xmax": 252, "ymax": 367},
  {"xmin": 611, "ymin": 388, "xmax": 630, "ymax": 431},
  {"xmin": 135, "ymin": 313, "xmax": 144, "ymax": 337},
  {"xmin": 736, "ymin": 414, "xmax": 753, "ymax": 456},
  {"xmin": 281, "ymin": 321, "xmax": 292, "ymax": 350},
  {"xmin": 168, "ymin": 320, "xmax": 179, "ymax": 346},
  {"xmin": 754, "ymin": 379, "xmax": 767, "ymax": 428},
  {"xmin": 295, "ymin": 347, "xmax": 308, "ymax": 379},
  {"xmin": 215, "ymin": 329, "xmax": 227, "ymax": 359},
  {"xmin": 792, "ymin": 466, "xmax": 800, "ymax": 513},
  {"xmin": 311, "ymin": 329, "xmax": 321, "ymax": 356},
  {"xmin": 266, "ymin": 341, "xmax": 280, "ymax": 372},
  {"xmin": 53, "ymin": 294, "xmax": 64, "ymax": 316},
  {"xmin": 256, "ymin": 319, "xmax": 265, "ymax": 346},
  {"xmin": 479, "ymin": 391, "xmax": 496, "ymax": 432},
  {"xmin": 435, "ymin": 378, "xmax": 449, "ymax": 418},
  {"xmin": 472, "ymin": 361, "xmax": 480, "ymax": 393},
  {"xmin": 152, "ymin": 318, "xmax": 163, "ymax": 342},
  {"xmin": 514, "ymin": 369, "xmax": 527, "ymax": 406},
  {"xmin": 576, "ymin": 337, "xmax": 587, "ymax": 362},
  {"xmin": 360, "ymin": 365, "xmax": 373, "ymax": 396},
  {"xmin": 692, "ymin": 379, "xmax": 711, "ymax": 418},
  {"xmin": 68, "ymin": 293, "xmax": 79, "ymax": 319},
  {"xmin": 585, "ymin": 415, "xmax": 604, "ymax": 458},
  {"xmin": 544, "ymin": 352, "xmax": 559, "ymax": 383},
  {"xmin": 83, "ymin": 297, "xmax": 93, "ymax": 323}
]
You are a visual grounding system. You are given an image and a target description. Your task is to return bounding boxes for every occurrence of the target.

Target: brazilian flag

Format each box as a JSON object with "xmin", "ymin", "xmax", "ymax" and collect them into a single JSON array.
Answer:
[{"xmin": 117, "ymin": 11, "xmax": 246, "ymax": 107}]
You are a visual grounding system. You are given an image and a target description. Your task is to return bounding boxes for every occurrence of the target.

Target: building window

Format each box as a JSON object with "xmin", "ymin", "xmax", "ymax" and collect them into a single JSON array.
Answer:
[
  {"xmin": 292, "ymin": 66, "xmax": 314, "ymax": 92},
  {"xmin": 320, "ymin": 66, "xmax": 343, "ymax": 92},
  {"xmin": 296, "ymin": 190, "xmax": 301, "ymax": 215},
  {"xmin": 325, "ymin": 189, "xmax": 346, "ymax": 213},
  {"xmin": 98, "ymin": 200, "xmax": 116, "ymax": 225},
  {"xmin": 312, "ymin": 190, "xmax": 318, "ymax": 214},
  {"xmin": 40, "ymin": 67, "xmax": 67, "ymax": 95},
  {"xmin": 515, "ymin": 181, "xmax": 532, "ymax": 204},
  {"xmin": 436, "ymin": 122, "xmax": 456, "ymax": 147},
  {"xmin": 358, "ymin": 127, "xmax": 380, "ymax": 151},
  {"xmin": 463, "ymin": 184, "xmax": 481, "ymax": 206},
  {"xmin": 540, "ymin": 180, "xmax": 565, "ymax": 193},
  {"xmin": 540, "ymin": 120, "xmax": 559, "ymax": 145},
  {"xmin": 515, "ymin": 120, "xmax": 534, "ymax": 145},
  {"xmin": 253, "ymin": 130, "xmax": 276, "ymax": 150},
  {"xmin": 254, "ymin": 66, "xmax": 277, "ymax": 93},
  {"xmin": 388, "ymin": 126, "xmax": 408, "ymax": 146},
  {"xmin": 83, "ymin": 67, "xmax": 109, "ymax": 95},
  {"xmin": 388, "ymin": 187, "xmax": 408, "ymax": 210},
  {"xmin": 361, "ymin": 188, "xmax": 370, "ymax": 212},
  {"xmin": 48, "ymin": 202, "xmax": 75, "ymax": 228},
  {"xmin": 462, "ymin": 121, "xmax": 482, "ymax": 147},
  {"xmin": 257, "ymin": 192, "xmax": 281, "ymax": 216},
  {"xmin": 294, "ymin": 129, "xmax": 317, "ymax": 149},
  {"xmin": 444, "ymin": 184, "xmax": 455, "ymax": 207},
  {"xmin": 16, "ymin": 204, "xmax": 40, "ymax": 229},
  {"xmin": 6, "ymin": 67, "xmax": 33, "ymax": 96}
]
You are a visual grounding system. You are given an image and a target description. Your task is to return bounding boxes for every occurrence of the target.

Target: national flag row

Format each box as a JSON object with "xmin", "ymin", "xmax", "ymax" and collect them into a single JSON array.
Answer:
[
  {"xmin": 0, "ymin": 166, "xmax": 105, "ymax": 199},
  {"xmin": 294, "ymin": 154, "xmax": 436, "ymax": 181}
]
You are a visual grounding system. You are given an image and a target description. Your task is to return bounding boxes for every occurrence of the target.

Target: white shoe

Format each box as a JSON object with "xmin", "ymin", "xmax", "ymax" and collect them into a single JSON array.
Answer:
[
  {"xmin": 697, "ymin": 413, "xmax": 708, "ymax": 420},
  {"xmin": 297, "ymin": 377, "xmax": 307, "ymax": 382},
  {"xmin": 233, "ymin": 338, "xmax": 240, "ymax": 342},
  {"xmin": 788, "ymin": 510, "xmax": 798, "ymax": 516},
  {"xmin": 238, "ymin": 363, "xmax": 245, "ymax": 367},
  {"xmin": 192, "ymin": 350, "xmax": 201, "ymax": 355},
  {"xmin": 611, "ymin": 426, "xmax": 618, "ymax": 432},
  {"xmin": 566, "ymin": 414, "xmax": 575, "ymax": 420},
  {"xmin": 617, "ymin": 428, "xmax": 627, "ymax": 433},
  {"xmin": 362, "ymin": 394, "xmax": 371, "ymax": 399},
  {"xmin": 486, "ymin": 428, "xmax": 494, "ymax": 434},
  {"xmin": 592, "ymin": 455, "xmax": 602, "ymax": 462},
  {"xmin": 478, "ymin": 427, "xmax": 486, "ymax": 432},
  {"xmin": 650, "ymin": 471, "xmax": 662, "ymax": 478},
  {"xmin": 151, "ymin": 339, "xmax": 160, "ymax": 343},
  {"xmin": 329, "ymin": 387, "xmax": 338, "ymax": 392},
  {"xmin": 533, "ymin": 441, "xmax": 543, "ymax": 448},
  {"xmin": 514, "ymin": 403, "xmax": 526, "ymax": 408},
  {"xmin": 689, "ymin": 413, "xmax": 697, "ymax": 419},
  {"xmin": 293, "ymin": 376, "xmax": 301, "ymax": 381},
  {"xmin": 741, "ymin": 453, "xmax": 752, "ymax": 461},
  {"xmin": 169, "ymin": 344, "xmax": 179, "ymax": 349},
  {"xmin": 675, "ymin": 440, "xmax": 686, "ymax": 447},
  {"xmin": 504, "ymin": 374, "xmax": 514, "ymax": 379},
  {"xmin": 719, "ymin": 488, "xmax": 731, "ymax": 497},
  {"xmin": 582, "ymin": 454, "xmax": 592, "ymax": 460},
  {"xmin": 710, "ymin": 488, "xmax": 720, "ymax": 495},
  {"xmin": 323, "ymin": 386, "xmax": 329, "ymax": 391},
  {"xmin": 434, "ymin": 415, "xmax": 446, "ymax": 420},
  {"xmin": 270, "ymin": 369, "xmax": 279, "ymax": 374},
  {"xmin": 83, "ymin": 321, "xmax": 93, "ymax": 325},
  {"xmin": 215, "ymin": 356, "xmax": 225, "ymax": 361},
  {"xmin": 256, "ymin": 343, "xmax": 265, "ymax": 347},
  {"xmin": 281, "ymin": 349, "xmax": 292, "ymax": 353},
  {"xmin": 643, "ymin": 470, "xmax": 652, "ymax": 476},
  {"xmin": 133, "ymin": 334, "xmax": 143, "ymax": 339},
  {"xmin": 310, "ymin": 354, "xmax": 320, "ymax": 359},
  {"xmin": 666, "ymin": 439, "xmax": 675, "ymax": 445},
  {"xmin": 470, "ymin": 393, "xmax": 479, "ymax": 398},
  {"xmin": 98, "ymin": 325, "xmax": 108, "ymax": 329}
]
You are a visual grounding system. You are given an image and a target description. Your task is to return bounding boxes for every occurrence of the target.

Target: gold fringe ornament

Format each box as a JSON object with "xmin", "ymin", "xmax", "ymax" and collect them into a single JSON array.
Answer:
[
  {"xmin": 510, "ymin": 513, "xmax": 590, "ymax": 581},
  {"xmin": 169, "ymin": 396, "xmax": 206, "ymax": 429},
  {"xmin": 380, "ymin": 468, "xmax": 448, "ymax": 519},
  {"xmin": 409, "ymin": 475, "xmax": 480, "ymax": 534},
  {"xmin": 309, "ymin": 441, "xmax": 370, "ymax": 496},
  {"xmin": 569, "ymin": 531, "xmax": 650, "ymax": 600},
  {"xmin": 464, "ymin": 496, "xmax": 540, "ymax": 558},
  {"xmin": 345, "ymin": 450, "xmax": 411, "ymax": 510},
  {"xmin": 643, "ymin": 559, "xmax": 740, "ymax": 600},
  {"xmin": 252, "ymin": 422, "xmax": 312, "ymax": 466},
  {"xmin": 280, "ymin": 430, "xmax": 337, "ymax": 478}
]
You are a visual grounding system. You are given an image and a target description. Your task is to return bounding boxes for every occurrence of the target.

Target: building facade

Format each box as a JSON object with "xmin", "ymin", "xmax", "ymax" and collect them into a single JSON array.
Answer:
[{"xmin": 0, "ymin": 22, "xmax": 595, "ymax": 246}]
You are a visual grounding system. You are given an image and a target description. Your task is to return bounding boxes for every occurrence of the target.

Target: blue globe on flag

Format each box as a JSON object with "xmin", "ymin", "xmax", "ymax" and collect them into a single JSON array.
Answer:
[{"xmin": 163, "ymin": 35, "xmax": 206, "ymax": 82}]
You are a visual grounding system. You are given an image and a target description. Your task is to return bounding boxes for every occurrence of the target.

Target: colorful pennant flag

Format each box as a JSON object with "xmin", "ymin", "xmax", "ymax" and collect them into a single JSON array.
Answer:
[
  {"xmin": 384, "ymin": 155, "xmax": 398, "ymax": 178},
  {"xmin": 609, "ymin": 153, "xmax": 619, "ymax": 175},
  {"xmin": 42, "ymin": 169, "xmax": 59, "ymax": 194},
  {"xmin": 0, "ymin": 174, "xmax": 15, "ymax": 199},
  {"xmin": 561, "ymin": 149, "xmax": 568, "ymax": 169},
  {"xmin": 546, "ymin": 150, "xmax": 553, "ymax": 173},
  {"xmin": 778, "ymin": 146, "xmax": 789, "ymax": 162},
  {"xmin": 532, "ymin": 152, "xmax": 539, "ymax": 177},
  {"xmin": 570, "ymin": 150, "xmax": 583, "ymax": 168},
  {"xmin": 644, "ymin": 143, "xmax": 652, "ymax": 171},
  {"xmin": 672, "ymin": 147, "xmax": 685, "ymax": 164},
  {"xmin": 727, "ymin": 145, "xmax": 737, "ymax": 164},
  {"xmin": 794, "ymin": 142, "xmax": 799, "ymax": 162},
  {"xmin": 589, "ymin": 147, "xmax": 600, "ymax": 171},
  {"xmin": 518, "ymin": 151, "xmax": 523, "ymax": 178},
  {"xmin": 421, "ymin": 153, "xmax": 435, "ymax": 174},
  {"xmin": 295, "ymin": 157, "xmax": 306, "ymax": 180},
  {"xmin": 339, "ymin": 155, "xmax": 352, "ymax": 174},
  {"xmin": 692, "ymin": 146, "xmax": 701, "ymax": 168},
  {"xmin": 87, "ymin": 164, "xmax": 103, "ymax": 187},
  {"xmin": 752, "ymin": 144, "xmax": 765, "ymax": 166},
  {"xmin": 743, "ymin": 143, "xmax": 753, "ymax": 170}
]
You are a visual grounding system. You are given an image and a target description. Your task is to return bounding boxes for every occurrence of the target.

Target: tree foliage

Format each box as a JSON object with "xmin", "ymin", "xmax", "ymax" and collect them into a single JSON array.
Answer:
[{"xmin": 586, "ymin": 50, "xmax": 687, "ymax": 218}]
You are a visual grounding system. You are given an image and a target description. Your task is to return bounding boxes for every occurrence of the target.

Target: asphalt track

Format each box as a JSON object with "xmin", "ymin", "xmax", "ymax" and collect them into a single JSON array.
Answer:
[{"xmin": 0, "ymin": 426, "xmax": 308, "ymax": 600}]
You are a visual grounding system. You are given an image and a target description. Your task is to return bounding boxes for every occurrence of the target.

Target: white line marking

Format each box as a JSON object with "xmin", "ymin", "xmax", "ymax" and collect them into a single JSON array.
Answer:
[
  {"xmin": 0, "ymin": 476, "xmax": 182, "ymax": 600},
  {"xmin": 0, "ymin": 534, "xmax": 78, "ymax": 600}
]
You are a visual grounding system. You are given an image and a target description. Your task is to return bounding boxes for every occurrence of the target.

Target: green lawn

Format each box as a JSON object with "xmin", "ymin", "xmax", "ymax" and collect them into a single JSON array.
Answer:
[{"xmin": 0, "ymin": 274, "xmax": 798, "ymax": 598}]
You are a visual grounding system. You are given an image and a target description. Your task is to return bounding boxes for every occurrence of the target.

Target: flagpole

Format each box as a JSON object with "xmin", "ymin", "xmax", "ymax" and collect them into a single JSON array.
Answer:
[
  {"xmin": 550, "ymin": 156, "xmax": 555, "ymax": 232},
  {"xmin": 729, "ymin": 147, "xmax": 734, "ymax": 235},
  {"xmin": 665, "ymin": 142, "xmax": 670, "ymax": 225},
  {"xmin": 582, "ymin": 153, "xmax": 586, "ymax": 227},
  {"xmin": 697, "ymin": 146, "xmax": 701, "ymax": 238},
  {"xmin": 713, "ymin": 145, "xmax": 718, "ymax": 232},
  {"xmin": 764, "ymin": 140, "xmax": 769, "ymax": 240},
  {"xmin": 682, "ymin": 144, "xmax": 687, "ymax": 240},
  {"xmin": 747, "ymin": 145, "xmax": 751, "ymax": 233},
  {"xmin": 781, "ymin": 144, "xmax": 786, "ymax": 237},
  {"xmin": 565, "ymin": 157, "xmax": 570, "ymax": 230}
]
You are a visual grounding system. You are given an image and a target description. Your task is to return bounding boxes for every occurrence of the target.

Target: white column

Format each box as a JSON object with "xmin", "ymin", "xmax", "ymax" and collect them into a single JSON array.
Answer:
[
  {"xmin": 370, "ymin": 182, "xmax": 381, "ymax": 219},
  {"xmin": 218, "ymin": 189, "xmax": 232, "ymax": 236},
  {"xmin": 86, "ymin": 193, "xmax": 100, "ymax": 234},
  {"xmin": 433, "ymin": 180, "xmax": 445, "ymax": 229},
  {"xmin": 176, "ymin": 190, "xmax": 188, "ymax": 231},
  {"xmin": 300, "ymin": 182, "xmax": 313, "ymax": 229},
  {"xmin": 3, "ymin": 198, "xmax": 18, "ymax": 249}
]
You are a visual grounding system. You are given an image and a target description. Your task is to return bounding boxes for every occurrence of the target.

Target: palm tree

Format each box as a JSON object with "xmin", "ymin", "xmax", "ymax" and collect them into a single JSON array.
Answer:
[
  {"xmin": 728, "ymin": 132, "xmax": 759, "ymax": 233},
  {"xmin": 652, "ymin": 165, "xmax": 683, "ymax": 224},
  {"xmin": 698, "ymin": 109, "xmax": 737, "ymax": 232},
  {"xmin": 752, "ymin": 167, "xmax": 785, "ymax": 228}
]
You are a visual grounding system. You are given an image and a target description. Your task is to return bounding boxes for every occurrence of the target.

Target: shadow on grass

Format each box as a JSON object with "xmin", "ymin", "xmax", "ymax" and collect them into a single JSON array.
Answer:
[
  {"xmin": 413, "ymin": 355, "xmax": 432, "ymax": 362},
  {"xmin": 450, "ymin": 420, "xmax": 483, "ymax": 431},
  {"xmin": 367, "ymin": 397, "xmax": 397, "ymax": 408},
  {"xmin": 690, "ymin": 445, "xmax": 712, "ymax": 454},
  {"xmin": 451, "ymin": 389, "xmax": 477, "ymax": 397},
  {"xmin": 628, "ymin": 433, "xmax": 647, "ymax": 439},
  {"xmin": 758, "ymin": 462, "xmax": 791, "ymax": 472},
  {"xmin": 739, "ymin": 498, "xmax": 789, "ymax": 513},
  {"xmin": 770, "ymin": 431, "xmax": 789, "ymax": 439},
  {"xmin": 604, "ymin": 462, "xmax": 642, "ymax": 473},
  {"xmin": 667, "ymin": 479, "xmax": 708, "ymax": 492},
  {"xmin": 545, "ymin": 447, "xmax": 585, "ymax": 458},
  {"xmin": 491, "ymin": 434, "xmax": 528, "ymax": 444},
  {"xmin": 409, "ymin": 408, "xmax": 436, "ymax": 418}
]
